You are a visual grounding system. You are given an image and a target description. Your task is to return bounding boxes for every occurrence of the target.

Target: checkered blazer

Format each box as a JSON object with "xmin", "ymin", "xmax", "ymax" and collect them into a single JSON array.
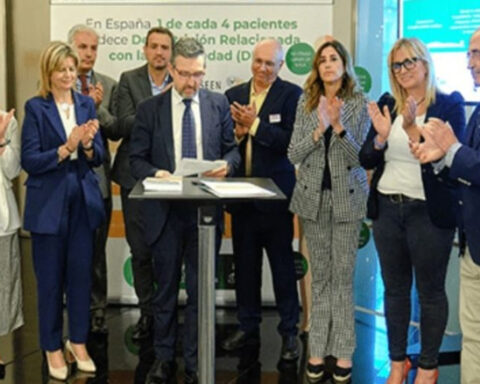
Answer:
[{"xmin": 288, "ymin": 91, "xmax": 370, "ymax": 222}]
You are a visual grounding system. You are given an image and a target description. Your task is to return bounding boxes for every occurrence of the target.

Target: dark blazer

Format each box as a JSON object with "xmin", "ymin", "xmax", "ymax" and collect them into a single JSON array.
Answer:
[
  {"xmin": 91, "ymin": 71, "xmax": 118, "ymax": 198},
  {"xmin": 359, "ymin": 91, "xmax": 466, "ymax": 229},
  {"xmin": 21, "ymin": 91, "xmax": 105, "ymax": 234},
  {"xmin": 225, "ymin": 77, "xmax": 301, "ymax": 212},
  {"xmin": 449, "ymin": 105, "xmax": 480, "ymax": 263},
  {"xmin": 112, "ymin": 64, "xmax": 166, "ymax": 189},
  {"xmin": 129, "ymin": 88, "xmax": 240, "ymax": 245}
]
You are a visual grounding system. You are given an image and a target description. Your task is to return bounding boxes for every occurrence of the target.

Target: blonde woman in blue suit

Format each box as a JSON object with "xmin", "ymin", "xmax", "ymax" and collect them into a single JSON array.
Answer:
[
  {"xmin": 288, "ymin": 39, "xmax": 369, "ymax": 383},
  {"xmin": 21, "ymin": 41, "xmax": 104, "ymax": 381}
]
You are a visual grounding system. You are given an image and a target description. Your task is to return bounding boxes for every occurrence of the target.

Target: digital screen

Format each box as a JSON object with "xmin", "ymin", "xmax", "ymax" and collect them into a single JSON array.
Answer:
[{"xmin": 400, "ymin": 0, "xmax": 480, "ymax": 103}]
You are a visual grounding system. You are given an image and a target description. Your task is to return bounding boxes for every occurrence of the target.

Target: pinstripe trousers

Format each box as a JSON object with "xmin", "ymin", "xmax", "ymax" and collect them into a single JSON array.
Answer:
[{"xmin": 301, "ymin": 190, "xmax": 362, "ymax": 360}]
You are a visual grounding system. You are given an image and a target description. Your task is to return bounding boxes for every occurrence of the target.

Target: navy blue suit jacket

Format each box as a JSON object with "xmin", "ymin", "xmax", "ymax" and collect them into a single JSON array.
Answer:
[
  {"xmin": 449, "ymin": 105, "xmax": 480, "ymax": 264},
  {"xmin": 129, "ymin": 88, "xmax": 240, "ymax": 245},
  {"xmin": 359, "ymin": 91, "xmax": 466, "ymax": 229},
  {"xmin": 225, "ymin": 77, "xmax": 302, "ymax": 212},
  {"xmin": 21, "ymin": 91, "xmax": 105, "ymax": 234}
]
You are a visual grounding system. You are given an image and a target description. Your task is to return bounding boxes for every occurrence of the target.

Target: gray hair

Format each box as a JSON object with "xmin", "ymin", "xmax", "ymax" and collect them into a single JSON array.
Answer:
[
  {"xmin": 67, "ymin": 24, "xmax": 99, "ymax": 44},
  {"xmin": 172, "ymin": 37, "xmax": 205, "ymax": 66}
]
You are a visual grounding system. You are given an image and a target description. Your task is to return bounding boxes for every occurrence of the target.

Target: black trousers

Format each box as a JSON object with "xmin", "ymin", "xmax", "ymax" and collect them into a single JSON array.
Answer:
[
  {"xmin": 121, "ymin": 186, "xmax": 154, "ymax": 316},
  {"xmin": 231, "ymin": 206, "xmax": 299, "ymax": 336}
]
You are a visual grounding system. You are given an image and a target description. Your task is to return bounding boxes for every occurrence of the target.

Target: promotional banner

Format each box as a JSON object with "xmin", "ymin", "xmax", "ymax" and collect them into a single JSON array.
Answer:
[
  {"xmin": 50, "ymin": 0, "xmax": 333, "ymax": 304},
  {"xmin": 400, "ymin": 0, "xmax": 480, "ymax": 103}
]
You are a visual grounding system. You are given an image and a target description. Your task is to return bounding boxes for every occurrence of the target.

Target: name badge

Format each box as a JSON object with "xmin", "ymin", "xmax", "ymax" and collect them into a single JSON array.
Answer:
[{"xmin": 269, "ymin": 114, "xmax": 281, "ymax": 123}]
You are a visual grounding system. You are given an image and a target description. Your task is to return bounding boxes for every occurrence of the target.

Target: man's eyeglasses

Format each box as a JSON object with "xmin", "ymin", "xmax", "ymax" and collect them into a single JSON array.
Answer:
[
  {"xmin": 174, "ymin": 67, "xmax": 205, "ymax": 80},
  {"xmin": 391, "ymin": 57, "xmax": 419, "ymax": 74},
  {"xmin": 467, "ymin": 49, "xmax": 480, "ymax": 61}
]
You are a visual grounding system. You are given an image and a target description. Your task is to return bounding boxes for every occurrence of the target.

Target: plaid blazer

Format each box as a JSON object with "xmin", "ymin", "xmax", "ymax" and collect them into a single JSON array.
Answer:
[{"xmin": 288, "ymin": 91, "xmax": 370, "ymax": 222}]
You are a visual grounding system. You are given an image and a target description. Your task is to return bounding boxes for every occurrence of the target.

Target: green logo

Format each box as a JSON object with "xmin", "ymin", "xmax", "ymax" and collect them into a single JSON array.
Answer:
[
  {"xmin": 354, "ymin": 66, "xmax": 372, "ymax": 93},
  {"xmin": 358, "ymin": 221, "xmax": 370, "ymax": 249},
  {"xmin": 286, "ymin": 43, "xmax": 315, "ymax": 75},
  {"xmin": 123, "ymin": 256, "xmax": 134, "ymax": 287},
  {"xmin": 124, "ymin": 325, "xmax": 140, "ymax": 355}
]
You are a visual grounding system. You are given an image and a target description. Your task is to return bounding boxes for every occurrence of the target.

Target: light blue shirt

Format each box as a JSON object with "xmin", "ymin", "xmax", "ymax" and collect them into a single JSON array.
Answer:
[{"xmin": 149, "ymin": 72, "xmax": 170, "ymax": 96}]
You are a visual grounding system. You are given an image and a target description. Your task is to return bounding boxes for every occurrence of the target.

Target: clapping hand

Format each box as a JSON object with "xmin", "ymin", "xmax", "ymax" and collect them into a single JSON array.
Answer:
[
  {"xmin": 81, "ymin": 119, "xmax": 99, "ymax": 147},
  {"xmin": 230, "ymin": 101, "xmax": 257, "ymax": 128},
  {"xmin": 409, "ymin": 118, "xmax": 456, "ymax": 163},
  {"xmin": 368, "ymin": 101, "xmax": 391, "ymax": 141},
  {"xmin": 88, "ymin": 83, "xmax": 104, "ymax": 107},
  {"xmin": 402, "ymin": 96, "xmax": 417, "ymax": 130},
  {"xmin": 326, "ymin": 96, "xmax": 344, "ymax": 133},
  {"xmin": 0, "ymin": 109, "xmax": 14, "ymax": 140}
]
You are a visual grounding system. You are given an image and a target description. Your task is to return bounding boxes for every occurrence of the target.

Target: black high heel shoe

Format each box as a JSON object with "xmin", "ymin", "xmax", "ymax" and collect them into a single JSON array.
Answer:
[{"xmin": 0, "ymin": 362, "xmax": 6, "ymax": 380}]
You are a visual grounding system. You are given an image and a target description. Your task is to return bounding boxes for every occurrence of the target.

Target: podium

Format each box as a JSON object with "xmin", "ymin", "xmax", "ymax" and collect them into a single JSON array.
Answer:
[{"xmin": 130, "ymin": 177, "xmax": 285, "ymax": 384}]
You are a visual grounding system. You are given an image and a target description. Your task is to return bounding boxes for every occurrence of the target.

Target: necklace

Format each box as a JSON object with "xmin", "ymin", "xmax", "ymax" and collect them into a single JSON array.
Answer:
[
  {"xmin": 415, "ymin": 97, "xmax": 425, "ymax": 106},
  {"xmin": 58, "ymin": 102, "xmax": 72, "ymax": 119}
]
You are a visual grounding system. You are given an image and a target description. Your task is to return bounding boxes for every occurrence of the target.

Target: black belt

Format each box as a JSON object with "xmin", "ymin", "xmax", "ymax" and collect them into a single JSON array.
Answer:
[{"xmin": 379, "ymin": 192, "xmax": 421, "ymax": 204}]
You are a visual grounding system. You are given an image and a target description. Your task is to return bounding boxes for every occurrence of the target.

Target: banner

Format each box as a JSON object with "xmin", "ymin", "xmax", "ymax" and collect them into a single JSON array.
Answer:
[{"xmin": 50, "ymin": 0, "xmax": 333, "ymax": 304}]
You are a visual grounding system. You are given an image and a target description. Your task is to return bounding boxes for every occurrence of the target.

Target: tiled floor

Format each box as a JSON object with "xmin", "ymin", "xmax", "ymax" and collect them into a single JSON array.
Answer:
[
  {"xmin": 0, "ymin": 237, "xmax": 462, "ymax": 383},
  {"xmin": 0, "ymin": 306, "xmax": 461, "ymax": 383}
]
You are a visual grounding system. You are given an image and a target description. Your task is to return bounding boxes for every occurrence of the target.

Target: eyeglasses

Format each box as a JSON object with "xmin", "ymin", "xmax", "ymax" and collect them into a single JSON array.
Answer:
[
  {"xmin": 174, "ymin": 67, "xmax": 205, "ymax": 81},
  {"xmin": 467, "ymin": 49, "xmax": 480, "ymax": 61},
  {"xmin": 391, "ymin": 57, "xmax": 419, "ymax": 73}
]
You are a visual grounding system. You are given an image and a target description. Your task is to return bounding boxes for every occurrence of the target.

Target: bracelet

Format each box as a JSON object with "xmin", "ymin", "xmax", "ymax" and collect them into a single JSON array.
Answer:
[
  {"xmin": 65, "ymin": 144, "xmax": 74, "ymax": 153},
  {"xmin": 374, "ymin": 135, "xmax": 386, "ymax": 150},
  {"xmin": 0, "ymin": 139, "xmax": 11, "ymax": 148}
]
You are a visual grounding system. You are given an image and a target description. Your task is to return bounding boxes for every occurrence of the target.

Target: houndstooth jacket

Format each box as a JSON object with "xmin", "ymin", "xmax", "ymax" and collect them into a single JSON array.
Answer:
[{"xmin": 288, "ymin": 91, "xmax": 370, "ymax": 223}]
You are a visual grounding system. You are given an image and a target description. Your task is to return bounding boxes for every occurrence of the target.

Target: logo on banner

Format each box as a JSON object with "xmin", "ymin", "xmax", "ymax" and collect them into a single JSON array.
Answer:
[{"xmin": 286, "ymin": 43, "xmax": 315, "ymax": 75}]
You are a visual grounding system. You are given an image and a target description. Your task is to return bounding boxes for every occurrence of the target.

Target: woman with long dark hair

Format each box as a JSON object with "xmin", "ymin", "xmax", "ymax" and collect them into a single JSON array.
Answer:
[{"xmin": 288, "ymin": 39, "xmax": 370, "ymax": 383}]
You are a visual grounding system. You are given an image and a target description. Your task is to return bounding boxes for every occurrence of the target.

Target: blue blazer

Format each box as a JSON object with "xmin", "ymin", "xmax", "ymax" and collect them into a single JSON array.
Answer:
[
  {"xmin": 129, "ymin": 88, "xmax": 240, "ymax": 245},
  {"xmin": 21, "ymin": 91, "xmax": 105, "ymax": 234},
  {"xmin": 449, "ymin": 105, "xmax": 480, "ymax": 264},
  {"xmin": 225, "ymin": 77, "xmax": 302, "ymax": 212},
  {"xmin": 359, "ymin": 91, "xmax": 466, "ymax": 229}
]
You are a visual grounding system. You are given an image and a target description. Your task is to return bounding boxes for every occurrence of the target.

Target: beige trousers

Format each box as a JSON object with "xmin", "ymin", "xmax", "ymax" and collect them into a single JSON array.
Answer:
[{"xmin": 460, "ymin": 249, "xmax": 480, "ymax": 384}]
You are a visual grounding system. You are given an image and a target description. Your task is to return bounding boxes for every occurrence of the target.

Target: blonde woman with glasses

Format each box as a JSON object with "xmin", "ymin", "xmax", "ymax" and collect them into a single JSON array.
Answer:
[{"xmin": 360, "ymin": 37, "xmax": 466, "ymax": 384}]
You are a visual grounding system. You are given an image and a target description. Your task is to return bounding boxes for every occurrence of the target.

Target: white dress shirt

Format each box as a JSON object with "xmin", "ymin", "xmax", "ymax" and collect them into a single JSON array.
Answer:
[{"xmin": 171, "ymin": 88, "xmax": 203, "ymax": 170}]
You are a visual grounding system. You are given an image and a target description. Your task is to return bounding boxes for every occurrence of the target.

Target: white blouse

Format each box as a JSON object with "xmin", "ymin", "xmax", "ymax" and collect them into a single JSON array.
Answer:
[
  {"xmin": 56, "ymin": 103, "xmax": 78, "ymax": 160},
  {"xmin": 377, "ymin": 114, "xmax": 426, "ymax": 200},
  {"xmin": 0, "ymin": 112, "xmax": 21, "ymax": 235}
]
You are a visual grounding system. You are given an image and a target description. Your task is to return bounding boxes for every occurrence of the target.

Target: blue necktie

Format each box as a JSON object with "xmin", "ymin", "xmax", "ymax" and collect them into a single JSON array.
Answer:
[{"xmin": 182, "ymin": 99, "xmax": 197, "ymax": 158}]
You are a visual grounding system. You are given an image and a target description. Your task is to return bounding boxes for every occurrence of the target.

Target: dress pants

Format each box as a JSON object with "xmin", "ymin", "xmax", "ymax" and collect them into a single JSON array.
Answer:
[
  {"xmin": 120, "ymin": 186, "xmax": 153, "ymax": 316},
  {"xmin": 301, "ymin": 190, "xmax": 362, "ymax": 360},
  {"xmin": 90, "ymin": 196, "xmax": 112, "ymax": 318},
  {"xmin": 151, "ymin": 205, "xmax": 198, "ymax": 372},
  {"xmin": 460, "ymin": 248, "xmax": 480, "ymax": 384},
  {"xmin": 231, "ymin": 206, "xmax": 299, "ymax": 336},
  {"xmin": 31, "ymin": 164, "xmax": 94, "ymax": 351}
]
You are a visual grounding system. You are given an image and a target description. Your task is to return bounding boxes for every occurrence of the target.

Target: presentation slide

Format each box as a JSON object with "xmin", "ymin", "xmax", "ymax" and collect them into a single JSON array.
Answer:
[{"xmin": 400, "ymin": 0, "xmax": 480, "ymax": 103}]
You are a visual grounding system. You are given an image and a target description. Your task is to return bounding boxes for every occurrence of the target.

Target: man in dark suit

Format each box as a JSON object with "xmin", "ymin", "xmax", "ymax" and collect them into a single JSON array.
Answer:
[
  {"xmin": 222, "ymin": 39, "xmax": 301, "ymax": 360},
  {"xmin": 411, "ymin": 27, "xmax": 480, "ymax": 384},
  {"xmin": 130, "ymin": 37, "xmax": 240, "ymax": 384},
  {"xmin": 113, "ymin": 27, "xmax": 173, "ymax": 341},
  {"xmin": 68, "ymin": 24, "xmax": 118, "ymax": 334}
]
